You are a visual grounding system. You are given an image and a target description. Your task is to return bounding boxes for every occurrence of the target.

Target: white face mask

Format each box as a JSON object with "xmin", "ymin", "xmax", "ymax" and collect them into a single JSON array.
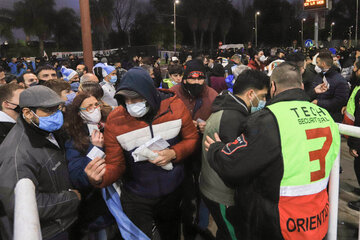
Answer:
[
  {"xmin": 126, "ymin": 101, "xmax": 149, "ymax": 118},
  {"xmin": 315, "ymin": 65, "xmax": 322, "ymax": 74},
  {"xmin": 80, "ymin": 108, "xmax": 101, "ymax": 124},
  {"xmin": 259, "ymin": 55, "xmax": 266, "ymax": 63}
]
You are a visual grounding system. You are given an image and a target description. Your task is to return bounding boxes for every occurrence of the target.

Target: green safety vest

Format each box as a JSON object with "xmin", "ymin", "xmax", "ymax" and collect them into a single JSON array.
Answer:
[
  {"xmin": 267, "ymin": 101, "xmax": 340, "ymax": 239},
  {"xmin": 345, "ymin": 85, "xmax": 360, "ymax": 121},
  {"xmin": 267, "ymin": 101, "xmax": 340, "ymax": 194}
]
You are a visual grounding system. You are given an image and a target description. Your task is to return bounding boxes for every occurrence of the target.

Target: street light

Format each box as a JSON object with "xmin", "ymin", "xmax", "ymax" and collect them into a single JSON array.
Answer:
[
  {"xmin": 173, "ymin": 0, "xmax": 180, "ymax": 53},
  {"xmin": 330, "ymin": 22, "xmax": 335, "ymax": 42},
  {"xmin": 301, "ymin": 18, "xmax": 306, "ymax": 48},
  {"xmin": 349, "ymin": 25, "xmax": 354, "ymax": 48},
  {"xmin": 255, "ymin": 11, "xmax": 260, "ymax": 47}
]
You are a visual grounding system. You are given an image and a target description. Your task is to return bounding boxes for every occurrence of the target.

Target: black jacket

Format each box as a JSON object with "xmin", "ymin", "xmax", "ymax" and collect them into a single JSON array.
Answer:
[
  {"xmin": 0, "ymin": 117, "xmax": 79, "ymax": 239},
  {"xmin": 312, "ymin": 66, "xmax": 350, "ymax": 122},
  {"xmin": 348, "ymin": 89, "xmax": 360, "ymax": 151},
  {"xmin": 0, "ymin": 122, "xmax": 15, "ymax": 145},
  {"xmin": 208, "ymin": 89, "xmax": 312, "ymax": 240}
]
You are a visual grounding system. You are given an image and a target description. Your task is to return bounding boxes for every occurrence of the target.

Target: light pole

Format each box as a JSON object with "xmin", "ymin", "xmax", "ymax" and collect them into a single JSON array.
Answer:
[
  {"xmin": 173, "ymin": 0, "xmax": 180, "ymax": 53},
  {"xmin": 356, "ymin": 0, "xmax": 359, "ymax": 45},
  {"xmin": 255, "ymin": 11, "xmax": 260, "ymax": 47},
  {"xmin": 301, "ymin": 18, "xmax": 306, "ymax": 48},
  {"xmin": 330, "ymin": 22, "xmax": 335, "ymax": 42},
  {"xmin": 349, "ymin": 25, "xmax": 354, "ymax": 48}
]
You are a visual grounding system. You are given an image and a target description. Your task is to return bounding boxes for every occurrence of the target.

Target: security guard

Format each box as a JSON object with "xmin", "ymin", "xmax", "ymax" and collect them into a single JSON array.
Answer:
[{"xmin": 205, "ymin": 62, "xmax": 340, "ymax": 240}]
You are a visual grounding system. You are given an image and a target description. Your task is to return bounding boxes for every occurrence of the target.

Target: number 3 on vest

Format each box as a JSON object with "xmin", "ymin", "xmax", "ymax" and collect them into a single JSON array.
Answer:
[{"xmin": 305, "ymin": 127, "xmax": 332, "ymax": 182}]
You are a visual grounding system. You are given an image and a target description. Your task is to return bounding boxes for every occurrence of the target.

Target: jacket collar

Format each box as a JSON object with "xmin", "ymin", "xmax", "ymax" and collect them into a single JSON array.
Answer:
[
  {"xmin": 19, "ymin": 116, "xmax": 66, "ymax": 150},
  {"xmin": 267, "ymin": 88, "xmax": 310, "ymax": 106},
  {"xmin": 0, "ymin": 111, "xmax": 16, "ymax": 123}
]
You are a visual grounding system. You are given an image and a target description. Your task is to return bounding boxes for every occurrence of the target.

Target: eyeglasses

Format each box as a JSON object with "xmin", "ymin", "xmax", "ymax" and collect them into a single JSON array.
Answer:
[{"xmin": 79, "ymin": 101, "xmax": 101, "ymax": 113}]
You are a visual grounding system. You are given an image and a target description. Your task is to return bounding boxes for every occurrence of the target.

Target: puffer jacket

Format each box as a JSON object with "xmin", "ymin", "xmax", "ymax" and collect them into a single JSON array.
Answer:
[
  {"xmin": 98, "ymin": 67, "xmax": 199, "ymax": 198},
  {"xmin": 0, "ymin": 117, "xmax": 79, "ymax": 239}
]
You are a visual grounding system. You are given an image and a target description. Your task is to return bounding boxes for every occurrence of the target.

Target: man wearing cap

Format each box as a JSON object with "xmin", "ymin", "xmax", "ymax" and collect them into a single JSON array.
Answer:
[
  {"xmin": 0, "ymin": 86, "xmax": 80, "ymax": 240},
  {"xmin": 171, "ymin": 59, "xmax": 218, "ymax": 239},
  {"xmin": 85, "ymin": 67, "xmax": 198, "ymax": 239},
  {"xmin": 60, "ymin": 66, "xmax": 80, "ymax": 92},
  {"xmin": 100, "ymin": 65, "xmax": 118, "ymax": 107}
]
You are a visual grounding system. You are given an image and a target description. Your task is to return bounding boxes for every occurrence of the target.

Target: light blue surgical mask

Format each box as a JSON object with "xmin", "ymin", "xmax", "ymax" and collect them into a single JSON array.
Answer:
[
  {"xmin": 250, "ymin": 92, "xmax": 266, "ymax": 113},
  {"xmin": 70, "ymin": 82, "xmax": 80, "ymax": 92},
  {"xmin": 110, "ymin": 75, "xmax": 117, "ymax": 84},
  {"xmin": 31, "ymin": 110, "xmax": 64, "ymax": 132},
  {"xmin": 126, "ymin": 101, "xmax": 149, "ymax": 118},
  {"xmin": 65, "ymin": 92, "xmax": 76, "ymax": 106}
]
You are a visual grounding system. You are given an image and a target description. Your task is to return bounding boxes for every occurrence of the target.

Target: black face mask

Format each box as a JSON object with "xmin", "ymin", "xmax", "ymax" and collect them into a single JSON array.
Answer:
[
  {"xmin": 38, "ymin": 79, "xmax": 46, "ymax": 85},
  {"xmin": 12, "ymin": 105, "xmax": 21, "ymax": 114},
  {"xmin": 29, "ymin": 82, "xmax": 38, "ymax": 87},
  {"xmin": 184, "ymin": 83, "xmax": 204, "ymax": 98}
]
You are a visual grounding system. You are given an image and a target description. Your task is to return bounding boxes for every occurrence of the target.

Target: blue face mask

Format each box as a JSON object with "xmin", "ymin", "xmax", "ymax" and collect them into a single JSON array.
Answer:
[
  {"xmin": 65, "ymin": 92, "xmax": 76, "ymax": 106},
  {"xmin": 250, "ymin": 92, "xmax": 266, "ymax": 113},
  {"xmin": 70, "ymin": 82, "xmax": 80, "ymax": 92},
  {"xmin": 32, "ymin": 110, "xmax": 64, "ymax": 132},
  {"xmin": 110, "ymin": 75, "xmax": 117, "ymax": 83}
]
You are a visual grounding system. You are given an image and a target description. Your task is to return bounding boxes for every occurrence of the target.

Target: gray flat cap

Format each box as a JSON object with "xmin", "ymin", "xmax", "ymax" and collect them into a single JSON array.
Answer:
[{"xmin": 20, "ymin": 85, "xmax": 64, "ymax": 108}]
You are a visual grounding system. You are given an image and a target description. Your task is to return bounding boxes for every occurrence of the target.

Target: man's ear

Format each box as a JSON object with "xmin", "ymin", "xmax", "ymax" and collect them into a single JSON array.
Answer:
[{"xmin": 22, "ymin": 108, "xmax": 33, "ymax": 119}]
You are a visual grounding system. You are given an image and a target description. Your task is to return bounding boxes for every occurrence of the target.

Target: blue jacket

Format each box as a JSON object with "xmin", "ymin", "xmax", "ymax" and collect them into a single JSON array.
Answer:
[
  {"xmin": 65, "ymin": 140, "xmax": 104, "ymax": 190},
  {"xmin": 312, "ymin": 67, "xmax": 350, "ymax": 122},
  {"xmin": 8, "ymin": 62, "xmax": 17, "ymax": 75}
]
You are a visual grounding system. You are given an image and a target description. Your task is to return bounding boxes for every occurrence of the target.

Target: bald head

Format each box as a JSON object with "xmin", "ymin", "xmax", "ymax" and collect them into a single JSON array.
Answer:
[
  {"xmin": 270, "ymin": 62, "xmax": 303, "ymax": 96},
  {"xmin": 80, "ymin": 73, "xmax": 99, "ymax": 83}
]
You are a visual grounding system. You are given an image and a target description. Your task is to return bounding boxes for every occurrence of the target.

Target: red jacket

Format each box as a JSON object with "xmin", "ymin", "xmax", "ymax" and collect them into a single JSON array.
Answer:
[
  {"xmin": 99, "ymin": 89, "xmax": 198, "ymax": 197},
  {"xmin": 171, "ymin": 84, "xmax": 218, "ymax": 121},
  {"xmin": 248, "ymin": 59, "xmax": 265, "ymax": 71}
]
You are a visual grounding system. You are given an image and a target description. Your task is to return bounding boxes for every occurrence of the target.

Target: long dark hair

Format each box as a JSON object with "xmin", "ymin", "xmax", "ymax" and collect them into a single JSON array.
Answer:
[{"xmin": 64, "ymin": 93, "xmax": 92, "ymax": 154}]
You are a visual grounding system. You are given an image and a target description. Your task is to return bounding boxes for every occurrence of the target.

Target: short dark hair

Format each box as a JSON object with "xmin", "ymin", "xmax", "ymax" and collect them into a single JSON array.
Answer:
[
  {"xmin": 168, "ymin": 64, "xmax": 183, "ymax": 75},
  {"xmin": 79, "ymin": 81, "xmax": 104, "ymax": 100},
  {"xmin": 77, "ymin": 64, "xmax": 88, "ymax": 73},
  {"xmin": 0, "ymin": 83, "xmax": 24, "ymax": 111},
  {"xmin": 233, "ymin": 69, "xmax": 270, "ymax": 95},
  {"xmin": 285, "ymin": 52, "xmax": 305, "ymax": 69},
  {"xmin": 36, "ymin": 65, "xmax": 55, "ymax": 76},
  {"xmin": 17, "ymin": 72, "xmax": 35, "ymax": 83},
  {"xmin": 42, "ymin": 79, "xmax": 71, "ymax": 96},
  {"xmin": 271, "ymin": 62, "xmax": 302, "ymax": 89},
  {"xmin": 0, "ymin": 66, "xmax": 4, "ymax": 73},
  {"xmin": 317, "ymin": 51, "xmax": 333, "ymax": 67},
  {"xmin": 5, "ymin": 73, "xmax": 17, "ymax": 84}
]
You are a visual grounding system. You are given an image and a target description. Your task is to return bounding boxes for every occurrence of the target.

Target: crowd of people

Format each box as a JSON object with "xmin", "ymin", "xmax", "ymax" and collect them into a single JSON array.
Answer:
[{"xmin": 0, "ymin": 43, "xmax": 359, "ymax": 240}]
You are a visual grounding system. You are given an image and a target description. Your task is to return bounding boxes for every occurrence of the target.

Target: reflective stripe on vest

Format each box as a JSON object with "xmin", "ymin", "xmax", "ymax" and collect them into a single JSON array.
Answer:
[
  {"xmin": 280, "ymin": 176, "xmax": 328, "ymax": 197},
  {"xmin": 267, "ymin": 100, "xmax": 340, "ymax": 239},
  {"xmin": 346, "ymin": 85, "xmax": 360, "ymax": 119}
]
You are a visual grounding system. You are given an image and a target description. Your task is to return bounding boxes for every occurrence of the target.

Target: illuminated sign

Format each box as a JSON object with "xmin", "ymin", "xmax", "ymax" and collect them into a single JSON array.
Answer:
[{"xmin": 304, "ymin": 0, "xmax": 328, "ymax": 10}]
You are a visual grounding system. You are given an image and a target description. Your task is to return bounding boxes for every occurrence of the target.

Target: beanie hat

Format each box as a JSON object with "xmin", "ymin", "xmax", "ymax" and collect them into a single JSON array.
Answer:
[
  {"xmin": 60, "ymin": 66, "xmax": 77, "ymax": 82},
  {"xmin": 102, "ymin": 65, "xmax": 116, "ymax": 78},
  {"xmin": 183, "ymin": 59, "xmax": 206, "ymax": 80}
]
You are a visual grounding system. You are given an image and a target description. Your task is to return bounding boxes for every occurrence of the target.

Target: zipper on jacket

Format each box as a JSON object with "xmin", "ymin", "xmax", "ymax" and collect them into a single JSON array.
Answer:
[{"xmin": 148, "ymin": 106, "xmax": 172, "ymax": 138}]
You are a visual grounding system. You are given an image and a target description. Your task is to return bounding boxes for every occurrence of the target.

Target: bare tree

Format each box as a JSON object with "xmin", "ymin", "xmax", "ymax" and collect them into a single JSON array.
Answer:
[
  {"xmin": 221, "ymin": 17, "xmax": 231, "ymax": 44},
  {"xmin": 112, "ymin": 0, "xmax": 138, "ymax": 47},
  {"xmin": 199, "ymin": 17, "xmax": 210, "ymax": 51},
  {"xmin": 209, "ymin": 17, "xmax": 218, "ymax": 55},
  {"xmin": 233, "ymin": 0, "xmax": 251, "ymax": 15},
  {"xmin": 188, "ymin": 16, "xmax": 198, "ymax": 51}
]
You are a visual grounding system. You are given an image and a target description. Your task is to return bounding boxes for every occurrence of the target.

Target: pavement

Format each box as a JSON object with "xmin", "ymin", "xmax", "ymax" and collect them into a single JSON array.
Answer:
[{"xmin": 338, "ymin": 137, "xmax": 359, "ymax": 240}]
